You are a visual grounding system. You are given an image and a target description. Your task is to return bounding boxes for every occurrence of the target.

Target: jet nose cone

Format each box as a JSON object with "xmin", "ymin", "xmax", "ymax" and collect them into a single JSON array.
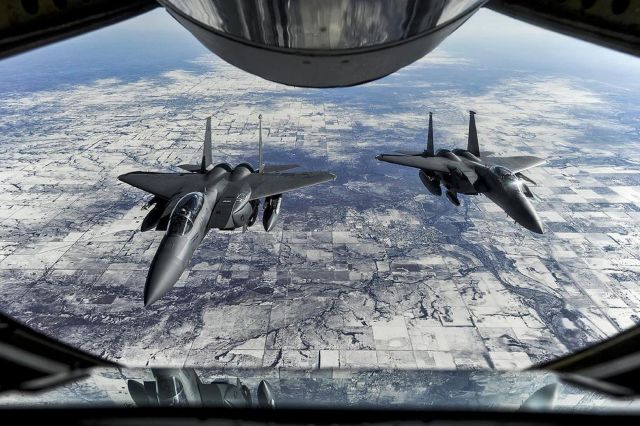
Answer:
[
  {"xmin": 521, "ymin": 216, "xmax": 544, "ymax": 234},
  {"xmin": 143, "ymin": 284, "xmax": 164, "ymax": 308},
  {"xmin": 375, "ymin": 154, "xmax": 383, "ymax": 161},
  {"xmin": 512, "ymin": 198, "xmax": 544, "ymax": 234},
  {"xmin": 144, "ymin": 255, "xmax": 185, "ymax": 307},
  {"xmin": 530, "ymin": 218, "xmax": 544, "ymax": 234}
]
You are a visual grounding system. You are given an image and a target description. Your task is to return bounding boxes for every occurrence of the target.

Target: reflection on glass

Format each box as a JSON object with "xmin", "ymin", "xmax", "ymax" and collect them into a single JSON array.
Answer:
[
  {"xmin": 126, "ymin": 369, "xmax": 273, "ymax": 409},
  {"xmin": 3, "ymin": 367, "xmax": 638, "ymax": 413},
  {"xmin": 156, "ymin": 376, "xmax": 188, "ymax": 406}
]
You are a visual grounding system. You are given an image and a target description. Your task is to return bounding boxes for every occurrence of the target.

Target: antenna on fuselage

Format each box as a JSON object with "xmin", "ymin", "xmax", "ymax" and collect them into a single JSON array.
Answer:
[
  {"xmin": 426, "ymin": 111, "xmax": 434, "ymax": 156},
  {"xmin": 258, "ymin": 114, "xmax": 264, "ymax": 173}
]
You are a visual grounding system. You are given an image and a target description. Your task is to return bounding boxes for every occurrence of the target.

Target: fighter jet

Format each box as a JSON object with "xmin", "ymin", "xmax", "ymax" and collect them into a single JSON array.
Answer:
[
  {"xmin": 376, "ymin": 111, "xmax": 546, "ymax": 233},
  {"xmin": 119, "ymin": 115, "xmax": 335, "ymax": 306}
]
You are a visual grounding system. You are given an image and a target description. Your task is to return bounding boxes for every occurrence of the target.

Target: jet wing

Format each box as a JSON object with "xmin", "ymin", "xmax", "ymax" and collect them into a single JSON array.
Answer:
[
  {"xmin": 262, "ymin": 164, "xmax": 300, "ymax": 173},
  {"xmin": 483, "ymin": 156, "xmax": 546, "ymax": 173},
  {"xmin": 376, "ymin": 154, "xmax": 455, "ymax": 173},
  {"xmin": 246, "ymin": 172, "xmax": 335, "ymax": 200},
  {"xmin": 118, "ymin": 172, "xmax": 206, "ymax": 200},
  {"xmin": 394, "ymin": 150, "xmax": 425, "ymax": 156},
  {"xmin": 177, "ymin": 164, "xmax": 201, "ymax": 173}
]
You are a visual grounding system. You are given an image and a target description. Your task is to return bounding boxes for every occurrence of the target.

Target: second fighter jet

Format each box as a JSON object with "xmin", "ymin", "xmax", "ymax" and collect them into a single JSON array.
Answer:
[
  {"xmin": 376, "ymin": 111, "xmax": 546, "ymax": 234},
  {"xmin": 119, "ymin": 115, "xmax": 335, "ymax": 306}
]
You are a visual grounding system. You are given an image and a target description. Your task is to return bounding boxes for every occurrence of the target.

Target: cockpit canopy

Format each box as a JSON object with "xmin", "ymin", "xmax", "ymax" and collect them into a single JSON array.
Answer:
[
  {"xmin": 168, "ymin": 192, "xmax": 205, "ymax": 236},
  {"xmin": 491, "ymin": 166, "xmax": 519, "ymax": 186},
  {"xmin": 491, "ymin": 165, "xmax": 515, "ymax": 178}
]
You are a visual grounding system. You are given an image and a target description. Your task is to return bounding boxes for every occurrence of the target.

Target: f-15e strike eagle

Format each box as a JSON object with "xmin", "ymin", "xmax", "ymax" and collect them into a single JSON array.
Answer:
[
  {"xmin": 376, "ymin": 111, "xmax": 546, "ymax": 234},
  {"xmin": 119, "ymin": 116, "xmax": 335, "ymax": 306}
]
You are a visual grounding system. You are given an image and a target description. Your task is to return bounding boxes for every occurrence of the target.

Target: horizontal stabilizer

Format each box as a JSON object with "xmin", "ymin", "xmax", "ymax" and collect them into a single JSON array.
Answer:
[
  {"xmin": 262, "ymin": 164, "xmax": 300, "ymax": 173},
  {"xmin": 177, "ymin": 164, "xmax": 201, "ymax": 172}
]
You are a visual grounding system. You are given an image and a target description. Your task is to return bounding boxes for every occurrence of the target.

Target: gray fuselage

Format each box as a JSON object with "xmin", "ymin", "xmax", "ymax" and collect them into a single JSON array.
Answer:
[
  {"xmin": 391, "ymin": 148, "xmax": 544, "ymax": 234},
  {"xmin": 144, "ymin": 163, "xmax": 260, "ymax": 306}
]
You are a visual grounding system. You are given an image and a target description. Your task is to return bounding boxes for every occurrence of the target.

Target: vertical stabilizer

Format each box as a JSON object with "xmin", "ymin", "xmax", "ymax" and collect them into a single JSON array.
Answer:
[
  {"xmin": 426, "ymin": 111, "xmax": 434, "ymax": 156},
  {"xmin": 258, "ymin": 114, "xmax": 264, "ymax": 173},
  {"xmin": 467, "ymin": 110, "xmax": 480, "ymax": 157},
  {"xmin": 201, "ymin": 116, "xmax": 213, "ymax": 173}
]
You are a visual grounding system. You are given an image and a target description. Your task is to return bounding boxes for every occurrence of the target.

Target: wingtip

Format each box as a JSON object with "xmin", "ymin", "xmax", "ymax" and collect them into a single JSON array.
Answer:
[
  {"xmin": 376, "ymin": 154, "xmax": 397, "ymax": 162},
  {"xmin": 322, "ymin": 172, "xmax": 337, "ymax": 181}
]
